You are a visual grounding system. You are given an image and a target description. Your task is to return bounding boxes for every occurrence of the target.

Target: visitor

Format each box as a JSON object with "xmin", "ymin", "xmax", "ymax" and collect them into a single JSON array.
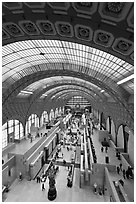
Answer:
[
  {"xmin": 119, "ymin": 163, "xmax": 122, "ymax": 171},
  {"xmin": 30, "ymin": 135, "xmax": 33, "ymax": 143},
  {"xmin": 93, "ymin": 182, "xmax": 97, "ymax": 194},
  {"xmin": 123, "ymin": 169, "xmax": 126, "ymax": 179},
  {"xmin": 41, "ymin": 182, "xmax": 45, "ymax": 191},
  {"xmin": 127, "ymin": 166, "xmax": 133, "ymax": 179},
  {"xmin": 101, "ymin": 146, "xmax": 104, "ymax": 152},
  {"xmin": 63, "ymin": 159, "xmax": 66, "ymax": 166},
  {"xmin": 115, "ymin": 180, "xmax": 119, "ymax": 187},
  {"xmin": 126, "ymin": 169, "xmax": 129, "ymax": 179},
  {"xmin": 98, "ymin": 186, "xmax": 103, "ymax": 195},
  {"xmin": 116, "ymin": 166, "xmax": 120, "ymax": 174},
  {"xmin": 19, "ymin": 172, "xmax": 22, "ymax": 180}
]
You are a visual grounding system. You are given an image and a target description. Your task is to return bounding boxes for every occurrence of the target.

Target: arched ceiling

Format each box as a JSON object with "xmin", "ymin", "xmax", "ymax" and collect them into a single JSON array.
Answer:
[
  {"xmin": 17, "ymin": 76, "xmax": 109, "ymax": 100},
  {"xmin": 2, "ymin": 2, "xmax": 134, "ymax": 117}
]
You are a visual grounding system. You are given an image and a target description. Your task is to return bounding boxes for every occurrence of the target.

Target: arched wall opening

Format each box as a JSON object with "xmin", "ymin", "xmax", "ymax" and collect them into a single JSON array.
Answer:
[
  {"xmin": 117, "ymin": 125, "xmax": 124, "ymax": 149},
  {"xmin": 55, "ymin": 108, "xmax": 58, "ymax": 118},
  {"xmin": 127, "ymin": 129, "xmax": 134, "ymax": 166},
  {"xmin": 106, "ymin": 116, "xmax": 111, "ymax": 134},
  {"xmin": 100, "ymin": 112, "xmax": 106, "ymax": 130},
  {"xmin": 40, "ymin": 111, "xmax": 49, "ymax": 127},
  {"xmin": 2, "ymin": 119, "xmax": 24, "ymax": 148},
  {"xmin": 49, "ymin": 109, "xmax": 55, "ymax": 121},
  {"xmin": 111, "ymin": 119, "xmax": 116, "ymax": 143},
  {"xmin": 25, "ymin": 114, "xmax": 39, "ymax": 136}
]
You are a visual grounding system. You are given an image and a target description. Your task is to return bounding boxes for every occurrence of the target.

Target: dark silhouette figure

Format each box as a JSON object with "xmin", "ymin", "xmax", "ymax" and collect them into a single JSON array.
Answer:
[
  {"xmin": 101, "ymin": 146, "xmax": 104, "ymax": 152},
  {"xmin": 119, "ymin": 163, "xmax": 122, "ymax": 171},
  {"xmin": 123, "ymin": 169, "xmax": 126, "ymax": 179},
  {"xmin": 117, "ymin": 166, "xmax": 120, "ymax": 174}
]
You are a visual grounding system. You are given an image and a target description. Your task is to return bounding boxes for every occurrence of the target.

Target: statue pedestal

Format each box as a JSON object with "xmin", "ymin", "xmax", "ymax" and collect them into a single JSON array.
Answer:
[{"xmin": 48, "ymin": 187, "xmax": 57, "ymax": 201}]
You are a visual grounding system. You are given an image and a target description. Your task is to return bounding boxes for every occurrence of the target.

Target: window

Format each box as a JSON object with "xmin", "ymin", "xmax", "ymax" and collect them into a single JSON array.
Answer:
[
  {"xmin": 2, "ymin": 119, "xmax": 24, "ymax": 147},
  {"xmin": 26, "ymin": 114, "xmax": 39, "ymax": 134},
  {"xmin": 2, "ymin": 123, "xmax": 7, "ymax": 148},
  {"xmin": 14, "ymin": 120, "xmax": 19, "ymax": 139},
  {"xmin": 8, "ymin": 120, "xmax": 14, "ymax": 134}
]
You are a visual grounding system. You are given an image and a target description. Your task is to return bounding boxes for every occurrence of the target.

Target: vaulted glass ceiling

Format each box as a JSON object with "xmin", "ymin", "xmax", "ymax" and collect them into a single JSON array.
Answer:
[
  {"xmin": 2, "ymin": 39, "xmax": 134, "ymax": 95},
  {"xmin": 17, "ymin": 76, "xmax": 110, "ymax": 98}
]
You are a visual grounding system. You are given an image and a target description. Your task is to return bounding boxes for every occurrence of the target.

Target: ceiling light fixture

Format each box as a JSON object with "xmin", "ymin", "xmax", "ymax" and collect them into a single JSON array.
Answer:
[
  {"xmin": 117, "ymin": 74, "xmax": 134, "ymax": 85},
  {"xmin": 20, "ymin": 90, "xmax": 33, "ymax": 94}
]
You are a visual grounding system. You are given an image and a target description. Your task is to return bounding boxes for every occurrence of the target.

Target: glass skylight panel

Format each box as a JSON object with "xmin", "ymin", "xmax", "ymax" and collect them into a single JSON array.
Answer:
[
  {"xmin": 3, "ymin": 53, "xmax": 21, "ymax": 66},
  {"xmin": 2, "ymin": 46, "xmax": 13, "ymax": 56},
  {"xmin": 2, "ymin": 67, "xmax": 10, "ymax": 75},
  {"xmin": 28, "ymin": 55, "xmax": 46, "ymax": 61},
  {"xmin": 122, "ymin": 63, "xmax": 133, "ymax": 71},
  {"xmin": 3, "ymin": 39, "xmax": 133, "ymax": 95},
  {"xmin": 8, "ymin": 41, "xmax": 32, "ymax": 52}
]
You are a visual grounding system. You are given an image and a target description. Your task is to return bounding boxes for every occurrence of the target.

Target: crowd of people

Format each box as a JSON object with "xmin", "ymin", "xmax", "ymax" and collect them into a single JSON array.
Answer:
[{"xmin": 116, "ymin": 164, "xmax": 133, "ymax": 179}]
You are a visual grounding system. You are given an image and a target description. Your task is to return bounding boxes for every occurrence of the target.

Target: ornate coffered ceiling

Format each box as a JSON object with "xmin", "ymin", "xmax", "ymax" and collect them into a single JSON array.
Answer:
[{"xmin": 2, "ymin": 2, "xmax": 134, "ymax": 64}]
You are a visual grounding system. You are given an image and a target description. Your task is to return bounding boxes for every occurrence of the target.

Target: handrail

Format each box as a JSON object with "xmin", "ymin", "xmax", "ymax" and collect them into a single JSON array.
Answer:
[
  {"xmin": 44, "ymin": 127, "xmax": 59, "ymax": 147},
  {"xmin": 83, "ymin": 128, "xmax": 89, "ymax": 181},
  {"xmin": 81, "ymin": 136, "xmax": 84, "ymax": 152},
  {"xmin": 84, "ymin": 129, "xmax": 88, "ymax": 170},
  {"xmin": 30, "ymin": 151, "xmax": 44, "ymax": 166},
  {"xmin": 80, "ymin": 155, "xmax": 84, "ymax": 172},
  {"xmin": 87, "ymin": 137, "xmax": 94, "ymax": 165},
  {"xmin": 27, "ymin": 126, "xmax": 59, "ymax": 162},
  {"xmin": 2, "ymin": 155, "xmax": 15, "ymax": 170}
]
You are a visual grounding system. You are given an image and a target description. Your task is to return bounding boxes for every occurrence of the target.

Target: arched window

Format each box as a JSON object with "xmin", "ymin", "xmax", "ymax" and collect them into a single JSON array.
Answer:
[
  {"xmin": 2, "ymin": 123, "xmax": 8, "ymax": 148},
  {"xmin": 111, "ymin": 119, "xmax": 116, "ymax": 143},
  {"xmin": 25, "ymin": 114, "xmax": 39, "ymax": 135},
  {"xmin": 2, "ymin": 119, "xmax": 24, "ymax": 148},
  {"xmin": 59, "ymin": 107, "xmax": 62, "ymax": 115},
  {"xmin": 40, "ymin": 111, "xmax": 48, "ymax": 126},
  {"xmin": 49, "ymin": 109, "xmax": 54, "ymax": 121},
  {"xmin": 55, "ymin": 108, "xmax": 58, "ymax": 118},
  {"xmin": 14, "ymin": 120, "xmax": 19, "ymax": 139}
]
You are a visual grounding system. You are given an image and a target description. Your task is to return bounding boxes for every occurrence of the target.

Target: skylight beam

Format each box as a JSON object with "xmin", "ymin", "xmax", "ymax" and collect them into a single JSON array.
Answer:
[{"xmin": 117, "ymin": 74, "xmax": 134, "ymax": 85}]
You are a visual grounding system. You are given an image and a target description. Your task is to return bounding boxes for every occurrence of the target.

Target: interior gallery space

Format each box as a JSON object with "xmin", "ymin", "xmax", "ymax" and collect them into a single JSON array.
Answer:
[{"xmin": 2, "ymin": 2, "xmax": 134, "ymax": 202}]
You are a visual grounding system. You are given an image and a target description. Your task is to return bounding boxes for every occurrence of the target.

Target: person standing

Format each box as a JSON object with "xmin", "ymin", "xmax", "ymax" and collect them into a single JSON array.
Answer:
[
  {"xmin": 101, "ymin": 146, "xmax": 104, "ymax": 152},
  {"xmin": 41, "ymin": 178, "xmax": 45, "ymax": 191},
  {"xmin": 42, "ymin": 182, "xmax": 45, "ymax": 191},
  {"xmin": 123, "ymin": 169, "xmax": 126, "ymax": 179},
  {"xmin": 117, "ymin": 166, "xmax": 120, "ymax": 174},
  {"xmin": 126, "ymin": 169, "xmax": 129, "ymax": 179},
  {"xmin": 93, "ymin": 182, "xmax": 97, "ymax": 194},
  {"xmin": 119, "ymin": 163, "xmax": 122, "ymax": 171}
]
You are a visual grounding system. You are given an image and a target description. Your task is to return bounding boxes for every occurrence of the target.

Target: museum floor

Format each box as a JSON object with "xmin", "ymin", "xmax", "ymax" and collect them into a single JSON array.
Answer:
[{"xmin": 3, "ymin": 129, "xmax": 134, "ymax": 202}]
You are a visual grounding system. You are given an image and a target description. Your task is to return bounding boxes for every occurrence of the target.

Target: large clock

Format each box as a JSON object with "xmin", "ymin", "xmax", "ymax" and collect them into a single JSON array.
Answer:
[{"xmin": 75, "ymin": 103, "xmax": 80, "ymax": 109}]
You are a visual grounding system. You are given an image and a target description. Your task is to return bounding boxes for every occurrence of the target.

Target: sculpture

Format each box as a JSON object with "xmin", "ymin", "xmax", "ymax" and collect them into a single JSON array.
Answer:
[{"xmin": 48, "ymin": 168, "xmax": 57, "ymax": 201}]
